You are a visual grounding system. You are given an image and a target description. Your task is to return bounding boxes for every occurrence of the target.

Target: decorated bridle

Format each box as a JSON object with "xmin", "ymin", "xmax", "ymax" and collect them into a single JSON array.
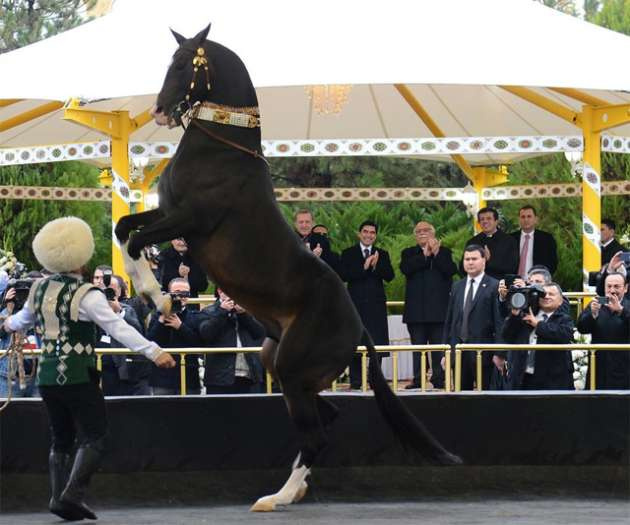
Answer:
[
  {"xmin": 169, "ymin": 46, "xmax": 212, "ymax": 127},
  {"xmin": 168, "ymin": 45, "xmax": 266, "ymax": 164}
]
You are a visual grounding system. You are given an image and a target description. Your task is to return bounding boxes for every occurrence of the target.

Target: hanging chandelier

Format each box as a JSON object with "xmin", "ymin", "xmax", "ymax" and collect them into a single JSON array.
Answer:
[{"xmin": 305, "ymin": 85, "xmax": 352, "ymax": 115}]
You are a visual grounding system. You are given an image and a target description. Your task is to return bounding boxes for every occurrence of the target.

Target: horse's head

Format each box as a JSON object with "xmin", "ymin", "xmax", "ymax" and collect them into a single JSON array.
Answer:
[{"xmin": 151, "ymin": 25, "xmax": 214, "ymax": 128}]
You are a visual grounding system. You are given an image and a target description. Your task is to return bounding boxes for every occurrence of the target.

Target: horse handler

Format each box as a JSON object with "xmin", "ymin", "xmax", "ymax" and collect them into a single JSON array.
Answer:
[{"xmin": 4, "ymin": 217, "xmax": 175, "ymax": 521}]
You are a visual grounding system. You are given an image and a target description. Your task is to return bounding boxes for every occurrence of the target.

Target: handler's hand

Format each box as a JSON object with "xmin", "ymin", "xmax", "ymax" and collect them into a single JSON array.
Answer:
[
  {"xmin": 312, "ymin": 243, "xmax": 323, "ymax": 257},
  {"xmin": 155, "ymin": 352, "xmax": 176, "ymax": 368}
]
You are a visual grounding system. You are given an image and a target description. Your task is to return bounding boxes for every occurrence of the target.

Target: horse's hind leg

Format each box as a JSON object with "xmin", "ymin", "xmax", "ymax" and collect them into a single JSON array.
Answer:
[{"xmin": 250, "ymin": 389, "xmax": 325, "ymax": 512}]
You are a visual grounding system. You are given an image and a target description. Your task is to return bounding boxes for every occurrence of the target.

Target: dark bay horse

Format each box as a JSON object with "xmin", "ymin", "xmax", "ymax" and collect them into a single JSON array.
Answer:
[{"xmin": 115, "ymin": 25, "xmax": 461, "ymax": 511}]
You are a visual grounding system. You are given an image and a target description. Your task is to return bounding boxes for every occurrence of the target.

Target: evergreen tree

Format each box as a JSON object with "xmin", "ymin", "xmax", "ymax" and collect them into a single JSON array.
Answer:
[
  {"xmin": 0, "ymin": 0, "xmax": 95, "ymax": 54},
  {"xmin": 0, "ymin": 162, "xmax": 110, "ymax": 273}
]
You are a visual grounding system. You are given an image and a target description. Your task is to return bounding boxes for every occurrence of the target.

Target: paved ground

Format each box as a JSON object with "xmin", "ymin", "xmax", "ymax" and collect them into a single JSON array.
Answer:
[{"xmin": 3, "ymin": 499, "xmax": 629, "ymax": 525}]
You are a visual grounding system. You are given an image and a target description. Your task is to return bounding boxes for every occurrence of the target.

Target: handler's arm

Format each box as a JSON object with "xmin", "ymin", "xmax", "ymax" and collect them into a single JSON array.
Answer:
[{"xmin": 80, "ymin": 290, "xmax": 166, "ymax": 363}]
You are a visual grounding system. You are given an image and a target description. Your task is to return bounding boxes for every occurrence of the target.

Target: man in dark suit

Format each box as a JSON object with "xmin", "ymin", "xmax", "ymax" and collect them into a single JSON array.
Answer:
[
  {"xmin": 502, "ymin": 283, "xmax": 575, "ymax": 390},
  {"xmin": 400, "ymin": 221, "xmax": 457, "ymax": 389},
  {"xmin": 601, "ymin": 218, "xmax": 627, "ymax": 266},
  {"xmin": 198, "ymin": 288, "xmax": 266, "ymax": 394},
  {"xmin": 462, "ymin": 207, "xmax": 519, "ymax": 281},
  {"xmin": 158, "ymin": 237, "xmax": 208, "ymax": 300},
  {"xmin": 294, "ymin": 209, "xmax": 340, "ymax": 273},
  {"xmin": 340, "ymin": 220, "xmax": 395, "ymax": 389},
  {"xmin": 443, "ymin": 244, "xmax": 504, "ymax": 390},
  {"xmin": 577, "ymin": 272, "xmax": 630, "ymax": 389},
  {"xmin": 510, "ymin": 204, "xmax": 558, "ymax": 277}
]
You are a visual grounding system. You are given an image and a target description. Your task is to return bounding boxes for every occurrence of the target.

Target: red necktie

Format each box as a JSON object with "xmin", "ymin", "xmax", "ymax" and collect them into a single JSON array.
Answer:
[{"xmin": 518, "ymin": 234, "xmax": 530, "ymax": 277}]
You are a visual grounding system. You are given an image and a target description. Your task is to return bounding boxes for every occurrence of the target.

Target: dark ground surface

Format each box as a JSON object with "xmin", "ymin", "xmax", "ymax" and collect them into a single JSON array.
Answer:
[{"xmin": 2, "ymin": 498, "xmax": 629, "ymax": 525}]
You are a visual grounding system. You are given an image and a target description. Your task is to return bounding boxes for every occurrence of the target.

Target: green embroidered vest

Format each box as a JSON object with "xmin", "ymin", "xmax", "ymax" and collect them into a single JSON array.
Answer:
[{"xmin": 29, "ymin": 274, "xmax": 99, "ymax": 386}]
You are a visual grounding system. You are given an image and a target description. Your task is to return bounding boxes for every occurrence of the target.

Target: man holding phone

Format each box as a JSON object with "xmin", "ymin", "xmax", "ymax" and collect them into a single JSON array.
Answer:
[{"xmin": 577, "ymin": 272, "xmax": 630, "ymax": 389}]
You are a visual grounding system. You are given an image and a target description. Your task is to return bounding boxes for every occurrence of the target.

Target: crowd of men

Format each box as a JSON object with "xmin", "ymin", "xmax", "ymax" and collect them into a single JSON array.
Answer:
[
  {"xmin": 294, "ymin": 205, "xmax": 630, "ymax": 391},
  {"xmin": 1, "ymin": 206, "xmax": 629, "ymax": 396}
]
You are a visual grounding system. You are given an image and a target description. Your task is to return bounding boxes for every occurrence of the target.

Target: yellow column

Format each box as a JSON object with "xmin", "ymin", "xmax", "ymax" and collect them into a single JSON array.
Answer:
[
  {"xmin": 580, "ymin": 106, "xmax": 602, "ymax": 289},
  {"xmin": 64, "ymin": 103, "xmax": 154, "ymax": 286},
  {"xmin": 469, "ymin": 167, "xmax": 508, "ymax": 232},
  {"xmin": 110, "ymin": 116, "xmax": 132, "ymax": 286}
]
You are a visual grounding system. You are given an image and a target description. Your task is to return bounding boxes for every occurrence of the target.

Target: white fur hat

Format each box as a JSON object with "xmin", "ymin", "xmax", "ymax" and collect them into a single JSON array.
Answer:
[{"xmin": 32, "ymin": 217, "xmax": 95, "ymax": 273}]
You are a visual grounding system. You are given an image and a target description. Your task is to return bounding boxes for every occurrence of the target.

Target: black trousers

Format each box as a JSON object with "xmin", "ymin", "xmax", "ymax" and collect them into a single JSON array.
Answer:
[
  {"xmin": 407, "ymin": 322, "xmax": 445, "ymax": 388},
  {"xmin": 456, "ymin": 350, "xmax": 493, "ymax": 391},
  {"xmin": 39, "ymin": 372, "xmax": 107, "ymax": 453},
  {"xmin": 205, "ymin": 377, "xmax": 263, "ymax": 394}
]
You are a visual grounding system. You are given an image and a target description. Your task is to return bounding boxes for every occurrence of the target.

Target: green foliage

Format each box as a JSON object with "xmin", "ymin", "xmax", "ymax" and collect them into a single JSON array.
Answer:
[
  {"xmin": 279, "ymin": 201, "xmax": 472, "ymax": 300},
  {"xmin": 268, "ymin": 156, "xmax": 467, "ymax": 189},
  {"xmin": 0, "ymin": 162, "xmax": 110, "ymax": 274},
  {"xmin": 0, "ymin": 0, "xmax": 95, "ymax": 53},
  {"xmin": 591, "ymin": 0, "xmax": 630, "ymax": 35}
]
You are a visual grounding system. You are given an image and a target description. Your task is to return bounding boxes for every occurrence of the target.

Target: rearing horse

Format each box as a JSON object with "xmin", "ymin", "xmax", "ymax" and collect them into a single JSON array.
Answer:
[{"xmin": 115, "ymin": 24, "xmax": 461, "ymax": 512}]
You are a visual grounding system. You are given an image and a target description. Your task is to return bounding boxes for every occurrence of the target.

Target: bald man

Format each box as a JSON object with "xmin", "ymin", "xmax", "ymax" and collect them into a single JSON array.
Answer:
[{"xmin": 400, "ymin": 221, "xmax": 457, "ymax": 389}]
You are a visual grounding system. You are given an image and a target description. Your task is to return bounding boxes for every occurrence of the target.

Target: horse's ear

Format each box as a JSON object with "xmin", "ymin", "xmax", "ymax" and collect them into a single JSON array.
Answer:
[
  {"xmin": 193, "ymin": 24, "xmax": 211, "ymax": 45},
  {"xmin": 170, "ymin": 28, "xmax": 186, "ymax": 45}
]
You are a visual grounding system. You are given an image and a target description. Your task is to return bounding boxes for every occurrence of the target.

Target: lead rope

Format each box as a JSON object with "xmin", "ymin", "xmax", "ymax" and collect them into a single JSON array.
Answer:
[{"xmin": 0, "ymin": 331, "xmax": 33, "ymax": 413}]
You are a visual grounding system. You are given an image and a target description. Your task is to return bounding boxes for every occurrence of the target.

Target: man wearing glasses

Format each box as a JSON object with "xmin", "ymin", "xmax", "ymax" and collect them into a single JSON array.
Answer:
[
  {"xmin": 400, "ymin": 221, "xmax": 457, "ymax": 389},
  {"xmin": 147, "ymin": 278, "xmax": 203, "ymax": 395}
]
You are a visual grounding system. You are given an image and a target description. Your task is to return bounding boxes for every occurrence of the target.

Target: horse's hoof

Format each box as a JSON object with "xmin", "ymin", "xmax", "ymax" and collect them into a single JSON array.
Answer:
[
  {"xmin": 292, "ymin": 481, "xmax": 308, "ymax": 503},
  {"xmin": 154, "ymin": 294, "xmax": 172, "ymax": 316},
  {"xmin": 250, "ymin": 496, "xmax": 276, "ymax": 512}
]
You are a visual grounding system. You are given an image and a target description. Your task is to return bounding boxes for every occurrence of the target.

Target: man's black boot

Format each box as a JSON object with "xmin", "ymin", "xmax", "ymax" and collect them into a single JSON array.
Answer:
[
  {"xmin": 59, "ymin": 441, "xmax": 103, "ymax": 520},
  {"xmin": 48, "ymin": 450, "xmax": 84, "ymax": 521}
]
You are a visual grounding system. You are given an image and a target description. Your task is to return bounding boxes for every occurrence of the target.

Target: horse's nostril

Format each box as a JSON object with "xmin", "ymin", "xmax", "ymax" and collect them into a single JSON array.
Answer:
[{"xmin": 156, "ymin": 106, "xmax": 163, "ymax": 113}]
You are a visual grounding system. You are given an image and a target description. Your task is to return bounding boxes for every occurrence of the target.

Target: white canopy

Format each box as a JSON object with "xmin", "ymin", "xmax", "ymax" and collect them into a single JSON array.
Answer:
[{"xmin": 1, "ymin": 0, "xmax": 629, "ymax": 165}]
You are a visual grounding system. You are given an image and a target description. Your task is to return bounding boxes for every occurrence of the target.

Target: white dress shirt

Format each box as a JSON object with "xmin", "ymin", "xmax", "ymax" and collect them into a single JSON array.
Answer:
[
  {"xmin": 462, "ymin": 272, "xmax": 484, "ymax": 308},
  {"xmin": 7, "ymin": 288, "xmax": 163, "ymax": 362}
]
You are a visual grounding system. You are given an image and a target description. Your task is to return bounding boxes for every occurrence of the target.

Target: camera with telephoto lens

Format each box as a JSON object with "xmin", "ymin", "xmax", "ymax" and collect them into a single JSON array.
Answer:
[
  {"xmin": 506, "ymin": 283, "xmax": 546, "ymax": 315},
  {"xmin": 1, "ymin": 278, "xmax": 34, "ymax": 312}
]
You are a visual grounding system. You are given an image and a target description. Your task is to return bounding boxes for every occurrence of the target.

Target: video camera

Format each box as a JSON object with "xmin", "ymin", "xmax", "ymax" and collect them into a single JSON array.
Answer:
[
  {"xmin": 1, "ymin": 278, "xmax": 34, "ymax": 312},
  {"xmin": 506, "ymin": 283, "xmax": 546, "ymax": 315}
]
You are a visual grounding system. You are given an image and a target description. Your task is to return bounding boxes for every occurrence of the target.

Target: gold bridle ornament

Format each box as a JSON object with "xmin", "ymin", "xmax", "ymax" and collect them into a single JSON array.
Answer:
[{"xmin": 185, "ymin": 47, "xmax": 211, "ymax": 102}]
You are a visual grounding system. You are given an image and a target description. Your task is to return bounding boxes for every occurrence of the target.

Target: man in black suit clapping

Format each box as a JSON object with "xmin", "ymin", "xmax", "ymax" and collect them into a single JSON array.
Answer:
[
  {"xmin": 340, "ymin": 221, "xmax": 395, "ymax": 389},
  {"xmin": 400, "ymin": 221, "xmax": 457, "ymax": 389},
  {"xmin": 443, "ymin": 245, "xmax": 504, "ymax": 390},
  {"xmin": 510, "ymin": 205, "xmax": 558, "ymax": 277}
]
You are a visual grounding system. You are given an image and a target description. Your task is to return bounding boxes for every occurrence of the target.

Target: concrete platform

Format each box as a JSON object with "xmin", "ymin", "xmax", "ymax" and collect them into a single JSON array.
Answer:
[{"xmin": 3, "ymin": 499, "xmax": 629, "ymax": 525}]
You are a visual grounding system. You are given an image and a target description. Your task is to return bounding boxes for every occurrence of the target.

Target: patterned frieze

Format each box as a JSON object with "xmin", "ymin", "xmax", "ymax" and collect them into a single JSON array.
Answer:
[{"xmin": 2, "ymin": 182, "xmax": 630, "ymax": 203}]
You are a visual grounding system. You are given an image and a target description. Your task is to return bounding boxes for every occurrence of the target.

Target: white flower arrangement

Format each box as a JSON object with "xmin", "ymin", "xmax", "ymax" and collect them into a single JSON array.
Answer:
[
  {"xmin": 572, "ymin": 329, "xmax": 591, "ymax": 390},
  {"xmin": 0, "ymin": 249, "xmax": 18, "ymax": 274}
]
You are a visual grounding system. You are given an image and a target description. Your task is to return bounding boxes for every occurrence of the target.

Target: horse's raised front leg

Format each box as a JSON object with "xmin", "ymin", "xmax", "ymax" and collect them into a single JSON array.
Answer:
[
  {"xmin": 123, "ymin": 210, "xmax": 197, "ymax": 313},
  {"xmin": 115, "ymin": 208, "xmax": 165, "ymax": 245}
]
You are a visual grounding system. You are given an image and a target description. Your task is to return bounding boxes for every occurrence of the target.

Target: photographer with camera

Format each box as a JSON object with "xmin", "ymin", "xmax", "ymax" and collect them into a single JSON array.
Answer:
[
  {"xmin": 198, "ymin": 288, "xmax": 266, "ymax": 394},
  {"xmin": 577, "ymin": 272, "xmax": 630, "ymax": 389},
  {"xmin": 502, "ymin": 283, "xmax": 575, "ymax": 390},
  {"xmin": 96, "ymin": 274, "xmax": 152, "ymax": 396},
  {"xmin": 147, "ymin": 277, "xmax": 203, "ymax": 395},
  {"xmin": 497, "ymin": 265, "xmax": 570, "ymax": 319},
  {"xmin": 0, "ymin": 270, "xmax": 42, "ymax": 398}
]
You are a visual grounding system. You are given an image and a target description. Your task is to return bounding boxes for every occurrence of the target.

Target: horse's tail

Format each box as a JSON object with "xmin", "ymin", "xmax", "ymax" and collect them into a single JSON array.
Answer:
[{"xmin": 363, "ymin": 329, "xmax": 463, "ymax": 465}]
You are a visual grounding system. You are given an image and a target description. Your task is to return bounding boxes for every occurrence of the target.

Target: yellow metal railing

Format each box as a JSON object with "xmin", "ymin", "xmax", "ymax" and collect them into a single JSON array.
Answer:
[{"xmin": 4, "ymin": 341, "xmax": 627, "ymax": 395}]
